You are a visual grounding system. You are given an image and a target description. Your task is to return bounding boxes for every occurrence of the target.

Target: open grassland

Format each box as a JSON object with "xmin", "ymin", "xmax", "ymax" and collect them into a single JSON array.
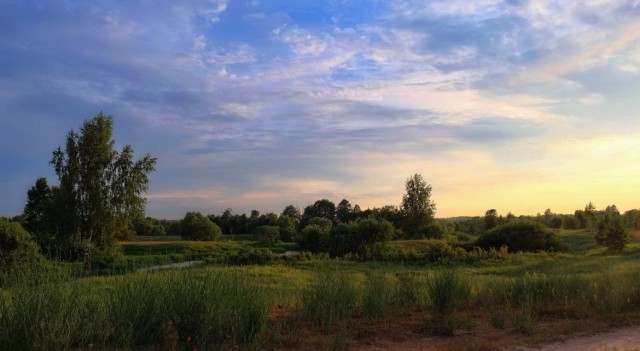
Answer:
[{"xmin": 3, "ymin": 229, "xmax": 640, "ymax": 350}]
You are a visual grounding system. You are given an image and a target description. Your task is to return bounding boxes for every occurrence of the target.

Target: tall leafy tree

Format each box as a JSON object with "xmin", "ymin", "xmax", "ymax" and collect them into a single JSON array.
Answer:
[
  {"xmin": 584, "ymin": 201, "xmax": 597, "ymax": 229},
  {"xmin": 484, "ymin": 209, "xmax": 498, "ymax": 231},
  {"xmin": 594, "ymin": 205, "xmax": 627, "ymax": 253},
  {"xmin": 300, "ymin": 199, "xmax": 336, "ymax": 228},
  {"xmin": 400, "ymin": 173, "xmax": 436, "ymax": 235},
  {"xmin": 23, "ymin": 177, "xmax": 54, "ymax": 245},
  {"xmin": 281, "ymin": 205, "xmax": 301, "ymax": 221},
  {"xmin": 336, "ymin": 199, "xmax": 353, "ymax": 223},
  {"xmin": 49, "ymin": 112, "xmax": 156, "ymax": 270}
]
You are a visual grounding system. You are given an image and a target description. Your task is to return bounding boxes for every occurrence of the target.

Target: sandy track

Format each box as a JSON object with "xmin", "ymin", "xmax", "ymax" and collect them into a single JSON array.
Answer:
[{"xmin": 519, "ymin": 325, "xmax": 640, "ymax": 351}]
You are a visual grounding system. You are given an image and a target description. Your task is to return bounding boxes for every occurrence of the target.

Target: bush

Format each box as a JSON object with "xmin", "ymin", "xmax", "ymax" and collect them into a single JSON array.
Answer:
[
  {"xmin": 547, "ymin": 216, "xmax": 563, "ymax": 229},
  {"xmin": 252, "ymin": 225, "xmax": 280, "ymax": 243},
  {"xmin": 180, "ymin": 212, "xmax": 221, "ymax": 241},
  {"xmin": 91, "ymin": 245, "xmax": 127, "ymax": 271},
  {"xmin": 475, "ymin": 220, "xmax": 568, "ymax": 253},
  {"xmin": 326, "ymin": 221, "xmax": 358, "ymax": 257},
  {"xmin": 226, "ymin": 248, "xmax": 276, "ymax": 265},
  {"xmin": 561, "ymin": 215, "xmax": 580, "ymax": 230},
  {"xmin": 414, "ymin": 222, "xmax": 449, "ymax": 239},
  {"xmin": 596, "ymin": 213, "xmax": 628, "ymax": 253},
  {"xmin": 297, "ymin": 224, "xmax": 329, "ymax": 253},
  {"xmin": 356, "ymin": 217, "xmax": 395, "ymax": 244},
  {"xmin": 0, "ymin": 218, "xmax": 43, "ymax": 286},
  {"xmin": 325, "ymin": 218, "xmax": 395, "ymax": 257}
]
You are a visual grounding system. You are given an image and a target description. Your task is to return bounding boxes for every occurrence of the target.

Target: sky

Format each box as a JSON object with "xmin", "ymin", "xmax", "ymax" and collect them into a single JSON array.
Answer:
[{"xmin": 1, "ymin": 0, "xmax": 640, "ymax": 219}]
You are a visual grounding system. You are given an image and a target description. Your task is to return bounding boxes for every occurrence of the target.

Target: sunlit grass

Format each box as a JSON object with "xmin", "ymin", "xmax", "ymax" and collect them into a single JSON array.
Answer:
[{"xmin": 5, "ymin": 230, "xmax": 640, "ymax": 349}]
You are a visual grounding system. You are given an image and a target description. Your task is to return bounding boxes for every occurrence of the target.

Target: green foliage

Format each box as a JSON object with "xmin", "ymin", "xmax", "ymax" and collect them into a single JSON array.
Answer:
[
  {"xmin": 356, "ymin": 217, "xmax": 395, "ymax": 244},
  {"xmin": 547, "ymin": 216, "xmax": 563, "ymax": 229},
  {"xmin": 0, "ymin": 219, "xmax": 43, "ymax": 286},
  {"xmin": 401, "ymin": 173, "xmax": 436, "ymax": 235},
  {"xmin": 595, "ymin": 210, "xmax": 628, "ymax": 253},
  {"xmin": 253, "ymin": 225, "xmax": 280, "ymax": 243},
  {"xmin": 326, "ymin": 221, "xmax": 358, "ymax": 256},
  {"xmin": 325, "ymin": 217, "xmax": 395, "ymax": 257},
  {"xmin": 623, "ymin": 209, "xmax": 640, "ymax": 230},
  {"xmin": 297, "ymin": 224, "xmax": 329, "ymax": 253},
  {"xmin": 561, "ymin": 215, "xmax": 580, "ymax": 229},
  {"xmin": 476, "ymin": 220, "xmax": 568, "ymax": 253},
  {"xmin": 484, "ymin": 209, "xmax": 498, "ymax": 231},
  {"xmin": 336, "ymin": 199, "xmax": 354, "ymax": 223},
  {"xmin": 225, "ymin": 248, "xmax": 276, "ymax": 265},
  {"xmin": 281, "ymin": 204, "xmax": 301, "ymax": 220},
  {"xmin": 308, "ymin": 216, "xmax": 333, "ymax": 231},
  {"xmin": 277, "ymin": 215, "xmax": 297, "ymax": 242},
  {"xmin": 23, "ymin": 178, "xmax": 78, "ymax": 252},
  {"xmin": 134, "ymin": 218, "xmax": 154, "ymax": 236},
  {"xmin": 300, "ymin": 199, "xmax": 336, "ymax": 228},
  {"xmin": 43, "ymin": 113, "xmax": 156, "ymax": 269},
  {"xmin": 180, "ymin": 212, "xmax": 222, "ymax": 241},
  {"xmin": 414, "ymin": 221, "xmax": 451, "ymax": 239}
]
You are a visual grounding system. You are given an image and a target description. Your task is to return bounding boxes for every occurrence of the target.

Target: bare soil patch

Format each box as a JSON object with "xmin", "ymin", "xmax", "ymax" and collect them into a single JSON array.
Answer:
[{"xmin": 264, "ymin": 307, "xmax": 640, "ymax": 350}]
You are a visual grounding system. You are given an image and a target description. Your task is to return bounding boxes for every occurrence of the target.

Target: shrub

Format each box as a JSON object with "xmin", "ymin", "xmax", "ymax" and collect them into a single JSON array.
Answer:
[
  {"xmin": 596, "ymin": 213, "xmax": 628, "ymax": 253},
  {"xmin": 226, "ymin": 248, "xmax": 276, "ymax": 265},
  {"xmin": 180, "ymin": 212, "xmax": 221, "ymax": 241},
  {"xmin": 297, "ymin": 224, "xmax": 329, "ymax": 253},
  {"xmin": 414, "ymin": 222, "xmax": 449, "ymax": 239},
  {"xmin": 0, "ymin": 218, "xmax": 43, "ymax": 286},
  {"xmin": 253, "ymin": 225, "xmax": 280, "ymax": 243},
  {"xmin": 561, "ymin": 215, "xmax": 580, "ymax": 230},
  {"xmin": 547, "ymin": 216, "xmax": 563, "ymax": 229},
  {"xmin": 326, "ymin": 221, "xmax": 358, "ymax": 257},
  {"xmin": 475, "ymin": 220, "xmax": 568, "ymax": 253},
  {"xmin": 325, "ymin": 218, "xmax": 395, "ymax": 257}
]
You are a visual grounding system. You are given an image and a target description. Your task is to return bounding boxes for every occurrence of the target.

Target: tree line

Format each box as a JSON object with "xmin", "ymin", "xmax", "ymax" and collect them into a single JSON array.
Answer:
[{"xmin": 4, "ymin": 113, "xmax": 639, "ymax": 273}]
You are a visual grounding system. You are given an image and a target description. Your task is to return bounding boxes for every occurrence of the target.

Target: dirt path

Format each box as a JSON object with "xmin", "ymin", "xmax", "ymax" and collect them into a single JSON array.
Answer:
[
  {"xmin": 136, "ymin": 260, "xmax": 203, "ymax": 272},
  {"xmin": 519, "ymin": 325, "xmax": 640, "ymax": 351}
]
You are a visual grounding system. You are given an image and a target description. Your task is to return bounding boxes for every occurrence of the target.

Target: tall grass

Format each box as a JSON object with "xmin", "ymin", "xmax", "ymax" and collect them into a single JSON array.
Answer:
[
  {"xmin": 362, "ymin": 272, "xmax": 394, "ymax": 319},
  {"xmin": 425, "ymin": 266, "xmax": 471, "ymax": 335},
  {"xmin": 5, "ymin": 247, "xmax": 640, "ymax": 349},
  {"xmin": 0, "ymin": 269, "xmax": 270, "ymax": 350},
  {"xmin": 393, "ymin": 272, "xmax": 426, "ymax": 307},
  {"xmin": 302, "ymin": 271, "xmax": 359, "ymax": 332}
]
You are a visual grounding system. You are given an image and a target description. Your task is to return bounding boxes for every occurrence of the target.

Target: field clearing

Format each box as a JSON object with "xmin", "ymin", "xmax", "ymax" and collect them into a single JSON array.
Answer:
[{"xmin": 4, "ymin": 229, "xmax": 640, "ymax": 350}]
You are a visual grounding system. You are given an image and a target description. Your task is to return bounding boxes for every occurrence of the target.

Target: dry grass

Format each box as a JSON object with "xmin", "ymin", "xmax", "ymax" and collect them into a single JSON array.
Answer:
[{"xmin": 262, "ymin": 306, "xmax": 640, "ymax": 351}]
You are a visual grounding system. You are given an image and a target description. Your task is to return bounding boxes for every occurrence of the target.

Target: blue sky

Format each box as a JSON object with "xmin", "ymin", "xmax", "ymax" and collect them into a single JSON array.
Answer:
[{"xmin": 1, "ymin": 0, "xmax": 640, "ymax": 219}]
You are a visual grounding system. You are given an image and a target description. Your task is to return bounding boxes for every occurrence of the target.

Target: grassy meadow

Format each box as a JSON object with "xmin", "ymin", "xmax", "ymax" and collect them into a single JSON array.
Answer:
[{"xmin": 2, "ymin": 229, "xmax": 640, "ymax": 350}]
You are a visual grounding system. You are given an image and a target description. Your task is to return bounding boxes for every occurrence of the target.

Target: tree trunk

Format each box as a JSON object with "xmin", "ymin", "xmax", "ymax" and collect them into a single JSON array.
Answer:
[{"xmin": 83, "ymin": 236, "xmax": 91, "ymax": 271}]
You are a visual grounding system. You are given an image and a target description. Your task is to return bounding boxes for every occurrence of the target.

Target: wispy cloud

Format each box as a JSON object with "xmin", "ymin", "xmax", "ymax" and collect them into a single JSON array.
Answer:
[{"xmin": 2, "ymin": 0, "xmax": 640, "ymax": 217}]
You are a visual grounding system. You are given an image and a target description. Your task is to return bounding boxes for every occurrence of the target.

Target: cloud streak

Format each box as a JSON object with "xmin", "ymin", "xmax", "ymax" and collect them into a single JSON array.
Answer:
[{"xmin": 1, "ymin": 0, "xmax": 639, "ymax": 218}]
